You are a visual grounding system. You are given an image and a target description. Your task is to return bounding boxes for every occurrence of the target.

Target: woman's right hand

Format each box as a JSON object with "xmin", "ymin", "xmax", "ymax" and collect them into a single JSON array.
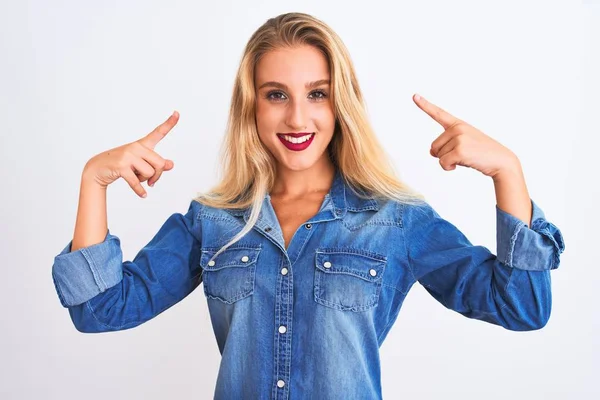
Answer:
[{"xmin": 83, "ymin": 111, "xmax": 180, "ymax": 198}]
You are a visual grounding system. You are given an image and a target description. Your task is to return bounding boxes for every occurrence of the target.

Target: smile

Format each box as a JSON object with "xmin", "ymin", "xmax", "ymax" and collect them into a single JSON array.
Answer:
[{"xmin": 277, "ymin": 133, "xmax": 315, "ymax": 151}]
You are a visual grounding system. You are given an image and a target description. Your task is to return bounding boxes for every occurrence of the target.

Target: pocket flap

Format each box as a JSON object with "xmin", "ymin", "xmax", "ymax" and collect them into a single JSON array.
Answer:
[
  {"xmin": 201, "ymin": 246, "xmax": 261, "ymax": 271},
  {"xmin": 315, "ymin": 249, "xmax": 386, "ymax": 282}
]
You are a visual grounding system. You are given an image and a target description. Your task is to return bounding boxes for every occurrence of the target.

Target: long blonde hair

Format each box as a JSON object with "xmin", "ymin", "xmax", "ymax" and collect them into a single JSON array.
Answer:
[{"xmin": 194, "ymin": 12, "xmax": 426, "ymax": 260}]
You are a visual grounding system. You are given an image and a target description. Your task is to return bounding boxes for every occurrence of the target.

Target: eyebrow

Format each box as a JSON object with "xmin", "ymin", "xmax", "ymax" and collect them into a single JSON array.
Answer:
[{"xmin": 257, "ymin": 79, "xmax": 330, "ymax": 91}]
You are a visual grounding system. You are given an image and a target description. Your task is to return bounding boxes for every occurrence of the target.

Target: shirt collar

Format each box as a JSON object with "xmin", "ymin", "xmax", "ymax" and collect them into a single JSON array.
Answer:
[{"xmin": 224, "ymin": 168, "xmax": 380, "ymax": 222}]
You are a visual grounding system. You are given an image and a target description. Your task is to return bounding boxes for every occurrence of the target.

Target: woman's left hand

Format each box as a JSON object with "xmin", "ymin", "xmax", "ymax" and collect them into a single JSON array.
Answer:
[{"xmin": 412, "ymin": 94, "xmax": 520, "ymax": 179}]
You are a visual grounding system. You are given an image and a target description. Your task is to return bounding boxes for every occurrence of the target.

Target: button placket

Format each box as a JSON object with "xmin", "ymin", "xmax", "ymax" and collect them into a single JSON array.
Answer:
[{"xmin": 271, "ymin": 218, "xmax": 316, "ymax": 398}]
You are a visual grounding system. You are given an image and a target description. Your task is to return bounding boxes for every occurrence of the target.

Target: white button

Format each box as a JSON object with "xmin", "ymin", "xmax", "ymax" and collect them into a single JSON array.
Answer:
[
  {"xmin": 277, "ymin": 380, "xmax": 285, "ymax": 388},
  {"xmin": 208, "ymin": 260, "xmax": 215, "ymax": 266},
  {"xmin": 241, "ymin": 256, "xmax": 249, "ymax": 262},
  {"xmin": 281, "ymin": 267, "xmax": 288, "ymax": 275},
  {"xmin": 370, "ymin": 269, "xmax": 377, "ymax": 277},
  {"xmin": 323, "ymin": 261, "xmax": 332, "ymax": 269},
  {"xmin": 279, "ymin": 325, "xmax": 287, "ymax": 333}
]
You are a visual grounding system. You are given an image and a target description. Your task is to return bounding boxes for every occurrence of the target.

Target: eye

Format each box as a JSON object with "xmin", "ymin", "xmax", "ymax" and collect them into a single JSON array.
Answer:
[
  {"xmin": 266, "ymin": 91, "xmax": 287, "ymax": 102},
  {"xmin": 308, "ymin": 89, "xmax": 328, "ymax": 101},
  {"xmin": 264, "ymin": 89, "xmax": 329, "ymax": 103}
]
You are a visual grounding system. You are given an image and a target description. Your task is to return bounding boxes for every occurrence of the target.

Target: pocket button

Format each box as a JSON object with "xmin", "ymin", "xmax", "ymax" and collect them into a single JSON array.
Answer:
[
  {"xmin": 314, "ymin": 249, "xmax": 387, "ymax": 312},
  {"xmin": 200, "ymin": 246, "xmax": 261, "ymax": 304}
]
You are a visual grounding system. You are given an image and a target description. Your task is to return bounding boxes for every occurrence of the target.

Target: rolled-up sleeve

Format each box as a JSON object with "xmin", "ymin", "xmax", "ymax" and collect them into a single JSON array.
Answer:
[
  {"xmin": 496, "ymin": 199, "xmax": 565, "ymax": 271},
  {"xmin": 51, "ymin": 199, "xmax": 204, "ymax": 333},
  {"xmin": 52, "ymin": 230, "xmax": 124, "ymax": 308},
  {"xmin": 402, "ymin": 198, "xmax": 565, "ymax": 331}
]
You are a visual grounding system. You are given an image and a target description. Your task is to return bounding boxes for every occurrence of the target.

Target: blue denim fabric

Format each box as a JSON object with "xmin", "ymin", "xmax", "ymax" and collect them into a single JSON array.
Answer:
[{"xmin": 51, "ymin": 169, "xmax": 565, "ymax": 399}]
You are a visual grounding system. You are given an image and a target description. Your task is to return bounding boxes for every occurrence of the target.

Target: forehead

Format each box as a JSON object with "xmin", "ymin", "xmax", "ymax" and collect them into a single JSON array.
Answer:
[{"xmin": 255, "ymin": 45, "xmax": 330, "ymax": 84}]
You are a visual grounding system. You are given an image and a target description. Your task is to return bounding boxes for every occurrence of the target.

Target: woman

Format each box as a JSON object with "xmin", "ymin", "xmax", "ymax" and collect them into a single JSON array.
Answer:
[{"xmin": 52, "ymin": 12, "xmax": 565, "ymax": 399}]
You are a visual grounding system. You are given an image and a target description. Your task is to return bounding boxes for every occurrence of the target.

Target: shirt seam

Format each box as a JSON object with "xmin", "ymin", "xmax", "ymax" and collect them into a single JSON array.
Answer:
[{"xmin": 398, "ymin": 202, "xmax": 418, "ymax": 286}]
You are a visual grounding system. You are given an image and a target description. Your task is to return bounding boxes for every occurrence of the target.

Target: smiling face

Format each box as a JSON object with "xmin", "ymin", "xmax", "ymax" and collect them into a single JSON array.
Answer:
[{"xmin": 254, "ymin": 44, "xmax": 336, "ymax": 173}]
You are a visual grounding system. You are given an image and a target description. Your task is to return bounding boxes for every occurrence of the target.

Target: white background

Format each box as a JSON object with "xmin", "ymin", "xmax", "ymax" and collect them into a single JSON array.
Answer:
[{"xmin": 0, "ymin": 0, "xmax": 596, "ymax": 399}]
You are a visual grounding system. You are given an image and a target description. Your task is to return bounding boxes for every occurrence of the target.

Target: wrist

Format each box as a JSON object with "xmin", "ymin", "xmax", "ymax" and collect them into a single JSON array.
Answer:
[
  {"xmin": 492, "ymin": 156, "xmax": 523, "ymax": 183},
  {"xmin": 81, "ymin": 164, "xmax": 107, "ymax": 190}
]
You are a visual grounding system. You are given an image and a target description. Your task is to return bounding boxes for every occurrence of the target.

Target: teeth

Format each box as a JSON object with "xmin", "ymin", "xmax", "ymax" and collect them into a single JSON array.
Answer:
[{"xmin": 281, "ymin": 134, "xmax": 312, "ymax": 144}]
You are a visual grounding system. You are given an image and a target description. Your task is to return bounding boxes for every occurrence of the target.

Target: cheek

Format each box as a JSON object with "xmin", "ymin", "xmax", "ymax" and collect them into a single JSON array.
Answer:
[
  {"xmin": 314, "ymin": 106, "xmax": 336, "ymax": 131},
  {"xmin": 255, "ymin": 102, "xmax": 281, "ymax": 130}
]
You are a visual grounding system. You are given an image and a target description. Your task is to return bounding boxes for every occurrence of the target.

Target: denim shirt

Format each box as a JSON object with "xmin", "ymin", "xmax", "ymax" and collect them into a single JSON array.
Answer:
[{"xmin": 51, "ymin": 169, "xmax": 565, "ymax": 400}]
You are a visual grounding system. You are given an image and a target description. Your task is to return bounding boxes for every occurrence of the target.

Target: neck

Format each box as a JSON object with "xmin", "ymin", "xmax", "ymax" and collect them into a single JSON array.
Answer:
[{"xmin": 270, "ymin": 157, "xmax": 336, "ymax": 200}]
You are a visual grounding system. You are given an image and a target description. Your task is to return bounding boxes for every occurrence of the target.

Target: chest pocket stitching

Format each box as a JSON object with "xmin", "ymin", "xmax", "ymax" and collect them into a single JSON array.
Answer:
[
  {"xmin": 341, "ymin": 219, "xmax": 401, "ymax": 231},
  {"xmin": 200, "ymin": 245, "xmax": 261, "ymax": 304},
  {"xmin": 314, "ymin": 249, "xmax": 387, "ymax": 312}
]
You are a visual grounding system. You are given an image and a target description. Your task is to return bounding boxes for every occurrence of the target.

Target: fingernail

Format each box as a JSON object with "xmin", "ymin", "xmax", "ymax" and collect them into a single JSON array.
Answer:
[
  {"xmin": 415, "ymin": 94, "xmax": 421, "ymax": 101},
  {"xmin": 149, "ymin": 182, "xmax": 154, "ymax": 187},
  {"xmin": 142, "ymin": 193, "xmax": 147, "ymax": 198}
]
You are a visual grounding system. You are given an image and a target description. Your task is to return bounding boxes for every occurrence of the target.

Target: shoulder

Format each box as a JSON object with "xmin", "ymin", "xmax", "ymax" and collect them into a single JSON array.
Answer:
[
  {"xmin": 187, "ymin": 198, "xmax": 205, "ymax": 217},
  {"xmin": 392, "ymin": 199, "xmax": 436, "ymax": 228}
]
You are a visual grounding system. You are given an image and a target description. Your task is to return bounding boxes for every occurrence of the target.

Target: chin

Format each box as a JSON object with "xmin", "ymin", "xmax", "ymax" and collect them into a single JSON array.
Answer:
[
  {"xmin": 262, "ymin": 135, "xmax": 330, "ymax": 172},
  {"xmin": 277, "ymin": 158, "xmax": 317, "ymax": 171}
]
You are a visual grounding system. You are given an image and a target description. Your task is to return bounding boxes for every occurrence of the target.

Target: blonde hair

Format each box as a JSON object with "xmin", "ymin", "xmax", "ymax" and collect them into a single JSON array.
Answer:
[{"xmin": 194, "ymin": 12, "xmax": 426, "ymax": 260}]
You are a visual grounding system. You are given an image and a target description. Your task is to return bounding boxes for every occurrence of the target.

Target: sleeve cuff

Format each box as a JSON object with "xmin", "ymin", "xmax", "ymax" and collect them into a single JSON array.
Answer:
[
  {"xmin": 496, "ymin": 199, "xmax": 565, "ymax": 271},
  {"xmin": 51, "ymin": 229, "xmax": 124, "ymax": 307}
]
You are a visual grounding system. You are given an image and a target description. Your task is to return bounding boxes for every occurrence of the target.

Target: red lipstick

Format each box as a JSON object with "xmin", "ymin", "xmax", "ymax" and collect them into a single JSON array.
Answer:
[{"xmin": 276, "ymin": 132, "xmax": 315, "ymax": 152}]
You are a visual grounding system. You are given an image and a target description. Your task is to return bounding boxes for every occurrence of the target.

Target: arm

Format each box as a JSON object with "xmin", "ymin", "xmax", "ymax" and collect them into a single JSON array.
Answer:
[
  {"xmin": 70, "ymin": 165, "xmax": 110, "ymax": 252},
  {"xmin": 51, "ymin": 200, "xmax": 204, "ymax": 333},
  {"xmin": 491, "ymin": 156, "xmax": 533, "ymax": 228},
  {"xmin": 402, "ymin": 198, "xmax": 565, "ymax": 331}
]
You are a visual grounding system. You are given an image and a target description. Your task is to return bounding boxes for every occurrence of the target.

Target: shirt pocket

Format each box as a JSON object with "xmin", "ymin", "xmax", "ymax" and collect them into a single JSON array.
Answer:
[
  {"xmin": 314, "ymin": 248, "xmax": 387, "ymax": 312},
  {"xmin": 200, "ymin": 245, "xmax": 261, "ymax": 304}
]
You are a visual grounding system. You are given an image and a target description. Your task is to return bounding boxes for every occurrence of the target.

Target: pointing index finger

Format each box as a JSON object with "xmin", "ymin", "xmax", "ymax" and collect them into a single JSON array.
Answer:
[
  {"xmin": 413, "ymin": 94, "xmax": 459, "ymax": 129},
  {"xmin": 141, "ymin": 111, "xmax": 180, "ymax": 149}
]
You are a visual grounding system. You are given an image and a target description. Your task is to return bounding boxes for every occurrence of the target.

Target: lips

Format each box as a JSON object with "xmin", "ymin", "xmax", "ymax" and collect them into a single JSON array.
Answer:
[{"xmin": 277, "ymin": 132, "xmax": 315, "ymax": 151}]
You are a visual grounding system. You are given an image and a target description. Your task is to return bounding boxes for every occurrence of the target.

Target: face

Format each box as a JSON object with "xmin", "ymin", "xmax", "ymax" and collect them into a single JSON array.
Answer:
[{"xmin": 254, "ymin": 45, "xmax": 335, "ymax": 172}]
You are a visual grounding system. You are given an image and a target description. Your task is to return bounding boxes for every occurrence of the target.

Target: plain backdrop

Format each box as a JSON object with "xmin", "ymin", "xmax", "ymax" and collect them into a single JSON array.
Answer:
[{"xmin": 0, "ymin": 0, "xmax": 596, "ymax": 399}]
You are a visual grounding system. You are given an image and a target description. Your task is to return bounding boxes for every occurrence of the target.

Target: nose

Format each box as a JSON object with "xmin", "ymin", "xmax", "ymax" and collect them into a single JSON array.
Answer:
[{"xmin": 285, "ymin": 98, "xmax": 308, "ymax": 130}]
